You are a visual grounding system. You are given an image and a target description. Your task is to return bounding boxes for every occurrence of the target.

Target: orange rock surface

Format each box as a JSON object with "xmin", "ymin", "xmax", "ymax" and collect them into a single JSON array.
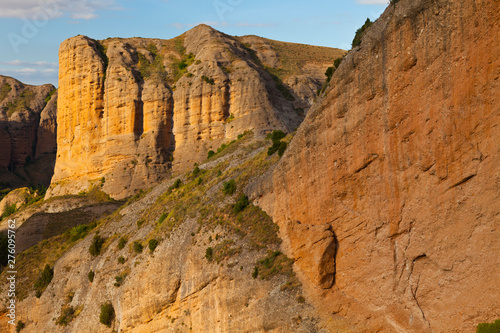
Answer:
[
  {"xmin": 270, "ymin": 0, "xmax": 500, "ymax": 331},
  {"xmin": 49, "ymin": 26, "xmax": 343, "ymax": 199}
]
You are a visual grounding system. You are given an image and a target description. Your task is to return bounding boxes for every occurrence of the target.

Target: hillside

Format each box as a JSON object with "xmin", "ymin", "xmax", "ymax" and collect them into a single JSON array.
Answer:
[{"xmin": 0, "ymin": 132, "xmax": 332, "ymax": 332}]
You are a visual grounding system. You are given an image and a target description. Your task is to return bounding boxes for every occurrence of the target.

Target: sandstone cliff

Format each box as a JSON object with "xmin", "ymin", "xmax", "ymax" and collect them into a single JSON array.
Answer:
[
  {"xmin": 0, "ymin": 76, "xmax": 57, "ymax": 189},
  {"xmin": 48, "ymin": 25, "xmax": 344, "ymax": 199},
  {"xmin": 265, "ymin": 0, "xmax": 500, "ymax": 331}
]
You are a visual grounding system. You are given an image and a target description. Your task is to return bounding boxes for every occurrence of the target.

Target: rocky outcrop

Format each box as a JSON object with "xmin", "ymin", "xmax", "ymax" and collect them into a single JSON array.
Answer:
[
  {"xmin": 268, "ymin": 0, "xmax": 500, "ymax": 331},
  {"xmin": 0, "ymin": 75, "xmax": 57, "ymax": 188},
  {"xmin": 48, "ymin": 25, "xmax": 344, "ymax": 199},
  {"xmin": 0, "ymin": 187, "xmax": 31, "ymax": 216}
]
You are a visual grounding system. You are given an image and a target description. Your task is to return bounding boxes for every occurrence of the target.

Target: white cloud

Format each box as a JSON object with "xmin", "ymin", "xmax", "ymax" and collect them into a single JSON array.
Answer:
[
  {"xmin": 0, "ymin": 68, "xmax": 58, "ymax": 86},
  {"xmin": 1, "ymin": 60, "xmax": 58, "ymax": 69},
  {"xmin": 0, "ymin": 0, "xmax": 116, "ymax": 20},
  {"xmin": 355, "ymin": 0, "xmax": 388, "ymax": 4}
]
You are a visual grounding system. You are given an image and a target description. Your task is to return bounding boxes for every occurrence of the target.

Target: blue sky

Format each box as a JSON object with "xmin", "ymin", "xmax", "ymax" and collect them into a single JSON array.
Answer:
[{"xmin": 0, "ymin": 0, "xmax": 388, "ymax": 87}]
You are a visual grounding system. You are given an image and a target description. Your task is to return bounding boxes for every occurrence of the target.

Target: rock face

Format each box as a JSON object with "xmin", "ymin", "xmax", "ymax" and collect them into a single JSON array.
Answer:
[
  {"xmin": 268, "ymin": 0, "xmax": 500, "ymax": 331},
  {"xmin": 48, "ymin": 26, "xmax": 344, "ymax": 199},
  {"xmin": 0, "ymin": 75, "xmax": 57, "ymax": 188}
]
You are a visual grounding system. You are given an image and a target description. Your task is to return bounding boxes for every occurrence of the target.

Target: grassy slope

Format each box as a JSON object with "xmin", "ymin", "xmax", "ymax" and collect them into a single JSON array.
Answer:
[{"xmin": 1, "ymin": 131, "xmax": 300, "ymax": 303}]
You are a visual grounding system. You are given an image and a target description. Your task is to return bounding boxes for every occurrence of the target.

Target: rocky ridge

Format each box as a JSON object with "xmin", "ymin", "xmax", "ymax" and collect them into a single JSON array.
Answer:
[
  {"xmin": 0, "ymin": 75, "xmax": 57, "ymax": 189},
  {"xmin": 48, "ymin": 25, "xmax": 344, "ymax": 199}
]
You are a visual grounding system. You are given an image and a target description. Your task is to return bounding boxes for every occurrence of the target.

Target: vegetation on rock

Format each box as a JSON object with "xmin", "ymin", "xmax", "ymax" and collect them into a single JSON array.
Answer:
[
  {"xmin": 352, "ymin": 18, "xmax": 373, "ymax": 48},
  {"xmin": 34, "ymin": 264, "xmax": 53, "ymax": 297},
  {"xmin": 477, "ymin": 319, "xmax": 500, "ymax": 333},
  {"xmin": 89, "ymin": 235, "xmax": 106, "ymax": 256},
  {"xmin": 99, "ymin": 301, "xmax": 115, "ymax": 326}
]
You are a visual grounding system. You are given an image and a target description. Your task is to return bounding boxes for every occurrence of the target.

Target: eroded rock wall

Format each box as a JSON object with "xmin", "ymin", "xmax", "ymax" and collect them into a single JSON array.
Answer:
[
  {"xmin": 0, "ymin": 75, "xmax": 57, "ymax": 188},
  {"xmin": 269, "ymin": 0, "xmax": 500, "ymax": 331},
  {"xmin": 49, "ymin": 25, "xmax": 342, "ymax": 199}
]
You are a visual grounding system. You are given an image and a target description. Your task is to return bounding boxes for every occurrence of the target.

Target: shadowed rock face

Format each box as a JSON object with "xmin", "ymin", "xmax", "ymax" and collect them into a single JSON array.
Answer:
[
  {"xmin": 0, "ymin": 75, "xmax": 57, "ymax": 188},
  {"xmin": 48, "ymin": 25, "xmax": 345, "ymax": 199},
  {"xmin": 266, "ymin": 0, "xmax": 500, "ymax": 331}
]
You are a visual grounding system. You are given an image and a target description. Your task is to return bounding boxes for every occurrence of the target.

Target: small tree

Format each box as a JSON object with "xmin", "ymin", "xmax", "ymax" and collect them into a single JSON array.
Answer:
[
  {"xmin": 117, "ymin": 237, "xmax": 127, "ymax": 250},
  {"xmin": 205, "ymin": 247, "xmax": 213, "ymax": 261},
  {"xmin": 222, "ymin": 179, "xmax": 237, "ymax": 195},
  {"xmin": 233, "ymin": 194, "xmax": 250, "ymax": 213},
  {"xmin": 352, "ymin": 18, "xmax": 373, "ymax": 48},
  {"xmin": 148, "ymin": 239, "xmax": 159, "ymax": 253},
  {"xmin": 16, "ymin": 320, "xmax": 26, "ymax": 332},
  {"xmin": 88, "ymin": 270, "xmax": 95, "ymax": 283},
  {"xmin": 133, "ymin": 241, "xmax": 143, "ymax": 254},
  {"xmin": 34, "ymin": 264, "xmax": 53, "ymax": 297},
  {"xmin": 99, "ymin": 301, "xmax": 115, "ymax": 327},
  {"xmin": 89, "ymin": 235, "xmax": 105, "ymax": 256}
]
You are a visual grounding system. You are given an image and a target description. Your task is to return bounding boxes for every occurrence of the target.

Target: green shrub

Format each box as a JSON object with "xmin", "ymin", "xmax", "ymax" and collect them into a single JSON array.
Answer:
[
  {"xmin": 44, "ymin": 88, "xmax": 56, "ymax": 103},
  {"xmin": 16, "ymin": 320, "xmax": 25, "ymax": 332},
  {"xmin": 192, "ymin": 166, "xmax": 201, "ymax": 176},
  {"xmin": 201, "ymin": 75, "xmax": 215, "ymax": 85},
  {"xmin": 148, "ymin": 239, "xmax": 159, "ymax": 253},
  {"xmin": 233, "ymin": 194, "xmax": 249, "ymax": 213},
  {"xmin": 56, "ymin": 306, "xmax": 75, "ymax": 326},
  {"xmin": 297, "ymin": 295, "xmax": 306, "ymax": 303},
  {"xmin": 207, "ymin": 150, "xmax": 215, "ymax": 159},
  {"xmin": 34, "ymin": 264, "xmax": 53, "ymax": 297},
  {"xmin": 67, "ymin": 223, "xmax": 95, "ymax": 242},
  {"xmin": 222, "ymin": 179, "xmax": 236, "ymax": 196},
  {"xmin": 217, "ymin": 143, "xmax": 227, "ymax": 153},
  {"xmin": 89, "ymin": 235, "xmax": 105, "ymax": 256},
  {"xmin": 278, "ymin": 141, "xmax": 288, "ymax": 157},
  {"xmin": 118, "ymin": 256, "xmax": 125, "ymax": 264},
  {"xmin": 267, "ymin": 130, "xmax": 288, "ymax": 157},
  {"xmin": 267, "ymin": 141, "xmax": 280, "ymax": 156},
  {"xmin": 117, "ymin": 237, "xmax": 127, "ymax": 250},
  {"xmin": 325, "ymin": 66, "xmax": 335, "ymax": 82},
  {"xmin": 0, "ymin": 83, "xmax": 12, "ymax": 103},
  {"xmin": 252, "ymin": 266, "xmax": 258, "ymax": 279},
  {"xmin": 197, "ymin": 177, "xmax": 203, "ymax": 185},
  {"xmin": 1, "ymin": 203, "xmax": 17, "ymax": 219},
  {"xmin": 352, "ymin": 18, "xmax": 373, "ymax": 48},
  {"xmin": 88, "ymin": 270, "xmax": 95, "ymax": 282},
  {"xmin": 158, "ymin": 213, "xmax": 167, "ymax": 224},
  {"xmin": 205, "ymin": 247, "xmax": 213, "ymax": 261},
  {"xmin": 334, "ymin": 57, "xmax": 343, "ymax": 68},
  {"xmin": 114, "ymin": 272, "xmax": 128, "ymax": 287},
  {"xmin": 477, "ymin": 319, "xmax": 500, "ymax": 333},
  {"xmin": 133, "ymin": 241, "xmax": 143, "ymax": 254},
  {"xmin": 171, "ymin": 179, "xmax": 182, "ymax": 190},
  {"xmin": 136, "ymin": 219, "xmax": 145, "ymax": 228},
  {"xmin": 99, "ymin": 301, "xmax": 115, "ymax": 327},
  {"xmin": 267, "ymin": 130, "xmax": 286, "ymax": 143}
]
